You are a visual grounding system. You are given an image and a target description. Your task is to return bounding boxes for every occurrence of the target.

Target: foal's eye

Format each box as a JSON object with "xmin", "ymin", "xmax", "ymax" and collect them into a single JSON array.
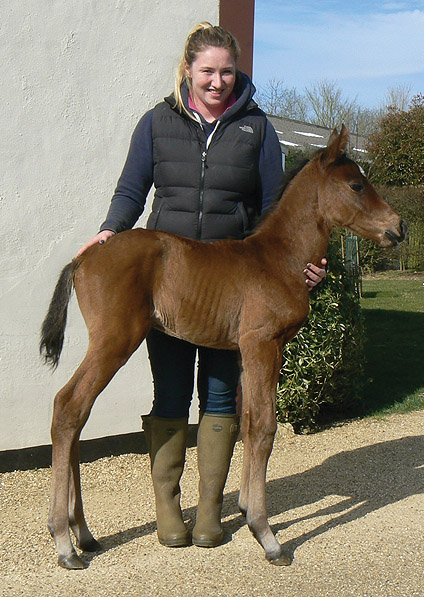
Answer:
[{"xmin": 350, "ymin": 183, "xmax": 364, "ymax": 193}]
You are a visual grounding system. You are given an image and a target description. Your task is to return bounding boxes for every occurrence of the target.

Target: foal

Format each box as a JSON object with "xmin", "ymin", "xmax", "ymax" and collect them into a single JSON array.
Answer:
[{"xmin": 41, "ymin": 127, "xmax": 406, "ymax": 568}]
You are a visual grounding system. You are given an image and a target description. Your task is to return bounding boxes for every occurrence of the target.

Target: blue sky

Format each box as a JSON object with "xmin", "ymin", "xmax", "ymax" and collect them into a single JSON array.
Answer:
[{"xmin": 253, "ymin": 0, "xmax": 424, "ymax": 109}]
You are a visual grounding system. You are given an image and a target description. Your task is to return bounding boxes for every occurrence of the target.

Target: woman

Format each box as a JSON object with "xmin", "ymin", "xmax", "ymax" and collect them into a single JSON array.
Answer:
[{"xmin": 78, "ymin": 22, "xmax": 326, "ymax": 549}]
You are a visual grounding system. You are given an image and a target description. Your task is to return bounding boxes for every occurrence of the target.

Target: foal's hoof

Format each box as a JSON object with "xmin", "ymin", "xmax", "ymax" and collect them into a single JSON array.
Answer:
[
  {"xmin": 58, "ymin": 552, "xmax": 87, "ymax": 570},
  {"xmin": 266, "ymin": 549, "xmax": 293, "ymax": 566},
  {"xmin": 78, "ymin": 537, "xmax": 102, "ymax": 552}
]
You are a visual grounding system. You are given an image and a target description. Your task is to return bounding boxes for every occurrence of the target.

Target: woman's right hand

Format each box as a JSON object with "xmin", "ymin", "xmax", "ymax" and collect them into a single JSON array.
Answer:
[{"xmin": 75, "ymin": 230, "xmax": 116, "ymax": 257}]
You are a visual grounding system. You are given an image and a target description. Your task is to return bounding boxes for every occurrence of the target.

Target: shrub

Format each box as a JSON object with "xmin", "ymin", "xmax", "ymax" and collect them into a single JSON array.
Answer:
[
  {"xmin": 367, "ymin": 94, "xmax": 424, "ymax": 186},
  {"xmin": 285, "ymin": 148, "xmax": 313, "ymax": 170},
  {"xmin": 276, "ymin": 239, "xmax": 365, "ymax": 432}
]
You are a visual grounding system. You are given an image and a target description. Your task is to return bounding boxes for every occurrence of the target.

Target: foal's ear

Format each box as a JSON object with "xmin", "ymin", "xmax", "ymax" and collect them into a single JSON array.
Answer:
[{"xmin": 321, "ymin": 125, "xmax": 349, "ymax": 165}]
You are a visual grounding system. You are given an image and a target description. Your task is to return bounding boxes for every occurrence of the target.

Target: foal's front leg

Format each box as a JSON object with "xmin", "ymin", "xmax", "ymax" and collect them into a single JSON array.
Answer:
[{"xmin": 239, "ymin": 334, "xmax": 292, "ymax": 566}]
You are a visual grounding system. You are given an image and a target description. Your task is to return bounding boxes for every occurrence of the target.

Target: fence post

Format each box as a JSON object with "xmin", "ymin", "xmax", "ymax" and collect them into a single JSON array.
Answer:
[{"xmin": 341, "ymin": 233, "xmax": 362, "ymax": 297}]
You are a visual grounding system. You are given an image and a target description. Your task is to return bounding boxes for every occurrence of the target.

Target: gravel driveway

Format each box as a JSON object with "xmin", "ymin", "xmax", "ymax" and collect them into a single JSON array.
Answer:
[{"xmin": 1, "ymin": 410, "xmax": 423, "ymax": 596}]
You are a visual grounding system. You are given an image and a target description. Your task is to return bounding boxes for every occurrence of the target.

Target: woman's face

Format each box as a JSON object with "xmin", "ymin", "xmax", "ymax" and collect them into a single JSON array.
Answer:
[{"xmin": 186, "ymin": 46, "xmax": 236, "ymax": 118}]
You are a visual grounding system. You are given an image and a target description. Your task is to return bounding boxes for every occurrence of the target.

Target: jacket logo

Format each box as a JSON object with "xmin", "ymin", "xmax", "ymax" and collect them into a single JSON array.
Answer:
[{"xmin": 239, "ymin": 124, "xmax": 254, "ymax": 134}]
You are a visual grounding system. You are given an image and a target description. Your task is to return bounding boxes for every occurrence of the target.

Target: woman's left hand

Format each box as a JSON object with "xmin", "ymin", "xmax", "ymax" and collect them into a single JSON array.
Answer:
[{"xmin": 304, "ymin": 258, "xmax": 327, "ymax": 291}]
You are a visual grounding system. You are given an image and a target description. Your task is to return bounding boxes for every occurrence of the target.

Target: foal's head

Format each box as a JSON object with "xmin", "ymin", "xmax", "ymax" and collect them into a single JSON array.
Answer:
[{"xmin": 313, "ymin": 126, "xmax": 406, "ymax": 247}]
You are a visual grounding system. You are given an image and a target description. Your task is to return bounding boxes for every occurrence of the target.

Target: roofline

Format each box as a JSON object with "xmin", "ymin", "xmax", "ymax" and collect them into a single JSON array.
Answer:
[{"xmin": 267, "ymin": 114, "xmax": 340, "ymax": 133}]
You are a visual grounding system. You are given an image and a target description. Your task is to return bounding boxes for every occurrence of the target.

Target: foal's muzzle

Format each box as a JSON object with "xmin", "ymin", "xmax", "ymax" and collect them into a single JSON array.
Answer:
[{"xmin": 385, "ymin": 220, "xmax": 407, "ymax": 246}]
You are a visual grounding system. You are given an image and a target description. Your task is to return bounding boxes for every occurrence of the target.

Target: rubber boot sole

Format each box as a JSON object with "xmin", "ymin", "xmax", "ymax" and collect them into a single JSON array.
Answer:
[{"xmin": 192, "ymin": 529, "xmax": 224, "ymax": 548}]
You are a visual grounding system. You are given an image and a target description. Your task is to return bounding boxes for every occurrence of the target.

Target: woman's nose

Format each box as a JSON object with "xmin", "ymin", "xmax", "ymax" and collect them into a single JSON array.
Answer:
[{"xmin": 211, "ymin": 73, "xmax": 223, "ymax": 88}]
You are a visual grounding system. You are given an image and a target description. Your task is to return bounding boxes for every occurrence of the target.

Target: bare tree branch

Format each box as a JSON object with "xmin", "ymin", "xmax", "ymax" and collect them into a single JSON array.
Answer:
[
  {"xmin": 256, "ymin": 79, "xmax": 308, "ymax": 120},
  {"xmin": 304, "ymin": 80, "xmax": 359, "ymax": 129}
]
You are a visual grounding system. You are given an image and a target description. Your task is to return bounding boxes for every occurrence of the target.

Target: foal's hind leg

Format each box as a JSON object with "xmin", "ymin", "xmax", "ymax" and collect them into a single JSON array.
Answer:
[
  {"xmin": 239, "ymin": 334, "xmax": 292, "ymax": 566},
  {"xmin": 49, "ymin": 330, "xmax": 147, "ymax": 569},
  {"xmin": 68, "ymin": 437, "xmax": 101, "ymax": 553}
]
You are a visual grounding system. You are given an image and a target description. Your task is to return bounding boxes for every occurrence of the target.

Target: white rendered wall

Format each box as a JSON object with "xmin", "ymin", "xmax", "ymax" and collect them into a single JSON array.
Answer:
[{"xmin": 0, "ymin": 1, "xmax": 219, "ymax": 451}]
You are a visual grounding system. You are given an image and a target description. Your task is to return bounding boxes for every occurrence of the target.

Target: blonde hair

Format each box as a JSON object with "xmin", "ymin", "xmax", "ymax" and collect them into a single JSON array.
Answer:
[{"xmin": 174, "ymin": 22, "xmax": 240, "ymax": 117}]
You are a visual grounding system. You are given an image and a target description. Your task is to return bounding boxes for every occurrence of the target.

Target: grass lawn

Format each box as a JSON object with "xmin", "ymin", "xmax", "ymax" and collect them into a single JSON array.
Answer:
[{"xmin": 359, "ymin": 271, "xmax": 424, "ymax": 416}]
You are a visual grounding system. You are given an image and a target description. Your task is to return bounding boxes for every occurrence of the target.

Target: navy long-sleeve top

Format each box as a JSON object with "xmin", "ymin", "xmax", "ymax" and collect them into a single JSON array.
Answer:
[{"xmin": 100, "ymin": 78, "xmax": 284, "ymax": 235}]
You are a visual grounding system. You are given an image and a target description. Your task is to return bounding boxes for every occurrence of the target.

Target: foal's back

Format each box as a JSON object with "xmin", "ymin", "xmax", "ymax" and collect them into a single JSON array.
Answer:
[{"xmin": 74, "ymin": 228, "xmax": 309, "ymax": 351}]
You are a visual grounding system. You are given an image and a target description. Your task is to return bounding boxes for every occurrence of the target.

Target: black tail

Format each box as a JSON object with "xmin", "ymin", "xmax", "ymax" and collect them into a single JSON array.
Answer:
[{"xmin": 40, "ymin": 261, "xmax": 78, "ymax": 369}]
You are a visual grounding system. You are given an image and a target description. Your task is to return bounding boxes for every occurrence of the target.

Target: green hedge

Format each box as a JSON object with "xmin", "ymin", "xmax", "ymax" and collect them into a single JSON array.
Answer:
[{"xmin": 276, "ymin": 240, "xmax": 365, "ymax": 432}]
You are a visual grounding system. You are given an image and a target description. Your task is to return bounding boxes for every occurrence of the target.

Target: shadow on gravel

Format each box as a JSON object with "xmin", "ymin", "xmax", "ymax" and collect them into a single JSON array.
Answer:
[
  {"xmin": 249, "ymin": 435, "xmax": 424, "ymax": 559},
  {"xmin": 83, "ymin": 434, "xmax": 424, "ymax": 566}
]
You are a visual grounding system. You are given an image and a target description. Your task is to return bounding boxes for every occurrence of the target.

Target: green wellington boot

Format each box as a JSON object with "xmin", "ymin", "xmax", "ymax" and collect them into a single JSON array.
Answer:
[
  {"xmin": 141, "ymin": 415, "xmax": 191, "ymax": 547},
  {"xmin": 192, "ymin": 413, "xmax": 240, "ymax": 547}
]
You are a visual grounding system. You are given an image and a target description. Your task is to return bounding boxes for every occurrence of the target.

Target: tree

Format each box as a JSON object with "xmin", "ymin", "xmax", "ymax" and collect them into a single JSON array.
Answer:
[
  {"xmin": 355, "ymin": 85, "xmax": 412, "ymax": 137},
  {"xmin": 367, "ymin": 94, "xmax": 424, "ymax": 186},
  {"xmin": 380, "ymin": 84, "xmax": 412, "ymax": 112},
  {"xmin": 256, "ymin": 78, "xmax": 308, "ymax": 120},
  {"xmin": 258, "ymin": 78, "xmax": 380, "ymax": 136},
  {"xmin": 304, "ymin": 80, "xmax": 359, "ymax": 129},
  {"xmin": 255, "ymin": 79, "xmax": 411, "ymax": 140},
  {"xmin": 352, "ymin": 107, "xmax": 382, "ymax": 138}
]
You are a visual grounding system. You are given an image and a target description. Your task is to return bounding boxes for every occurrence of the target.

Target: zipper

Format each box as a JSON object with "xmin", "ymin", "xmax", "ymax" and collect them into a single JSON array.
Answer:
[
  {"xmin": 195, "ymin": 119, "xmax": 221, "ymax": 239},
  {"xmin": 197, "ymin": 149, "xmax": 207, "ymax": 239}
]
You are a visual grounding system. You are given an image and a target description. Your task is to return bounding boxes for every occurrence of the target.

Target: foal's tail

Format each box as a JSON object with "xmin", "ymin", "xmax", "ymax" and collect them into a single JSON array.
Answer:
[{"xmin": 40, "ymin": 260, "xmax": 79, "ymax": 369}]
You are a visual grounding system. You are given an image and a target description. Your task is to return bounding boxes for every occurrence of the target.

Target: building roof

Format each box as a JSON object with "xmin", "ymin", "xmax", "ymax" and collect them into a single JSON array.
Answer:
[{"xmin": 267, "ymin": 115, "xmax": 368, "ymax": 157}]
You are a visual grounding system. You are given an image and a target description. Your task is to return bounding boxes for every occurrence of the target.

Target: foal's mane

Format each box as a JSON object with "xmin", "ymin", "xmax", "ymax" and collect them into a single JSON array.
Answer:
[
  {"xmin": 278, "ymin": 157, "xmax": 310, "ymax": 198},
  {"xmin": 277, "ymin": 148, "xmax": 349, "ymax": 202},
  {"xmin": 250, "ymin": 147, "xmax": 349, "ymax": 235},
  {"xmin": 248, "ymin": 156, "xmax": 311, "ymax": 235}
]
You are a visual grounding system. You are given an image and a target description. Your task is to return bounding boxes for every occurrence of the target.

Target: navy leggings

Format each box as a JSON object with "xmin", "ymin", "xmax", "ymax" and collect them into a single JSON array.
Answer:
[{"xmin": 146, "ymin": 328, "xmax": 240, "ymax": 418}]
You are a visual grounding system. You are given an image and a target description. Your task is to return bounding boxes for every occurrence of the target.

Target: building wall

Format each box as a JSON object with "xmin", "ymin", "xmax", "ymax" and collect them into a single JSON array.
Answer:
[
  {"xmin": 220, "ymin": 0, "xmax": 255, "ymax": 76},
  {"xmin": 0, "ymin": 1, "xmax": 225, "ymax": 451}
]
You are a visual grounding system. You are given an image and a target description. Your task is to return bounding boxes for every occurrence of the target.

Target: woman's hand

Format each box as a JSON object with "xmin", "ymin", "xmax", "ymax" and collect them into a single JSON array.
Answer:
[
  {"xmin": 75, "ymin": 230, "xmax": 116, "ymax": 258},
  {"xmin": 304, "ymin": 258, "xmax": 327, "ymax": 291}
]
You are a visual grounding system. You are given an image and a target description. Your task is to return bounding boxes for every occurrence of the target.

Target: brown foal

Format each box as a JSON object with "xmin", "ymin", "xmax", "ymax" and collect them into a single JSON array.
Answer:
[{"xmin": 40, "ymin": 127, "xmax": 406, "ymax": 569}]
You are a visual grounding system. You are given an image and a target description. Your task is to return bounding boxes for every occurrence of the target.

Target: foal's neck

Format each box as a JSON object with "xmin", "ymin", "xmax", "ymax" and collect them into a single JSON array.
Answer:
[{"xmin": 253, "ymin": 165, "xmax": 330, "ymax": 271}]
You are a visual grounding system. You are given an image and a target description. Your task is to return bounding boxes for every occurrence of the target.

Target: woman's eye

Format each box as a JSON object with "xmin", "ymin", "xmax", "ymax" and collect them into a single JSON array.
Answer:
[{"xmin": 350, "ymin": 183, "xmax": 364, "ymax": 192}]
